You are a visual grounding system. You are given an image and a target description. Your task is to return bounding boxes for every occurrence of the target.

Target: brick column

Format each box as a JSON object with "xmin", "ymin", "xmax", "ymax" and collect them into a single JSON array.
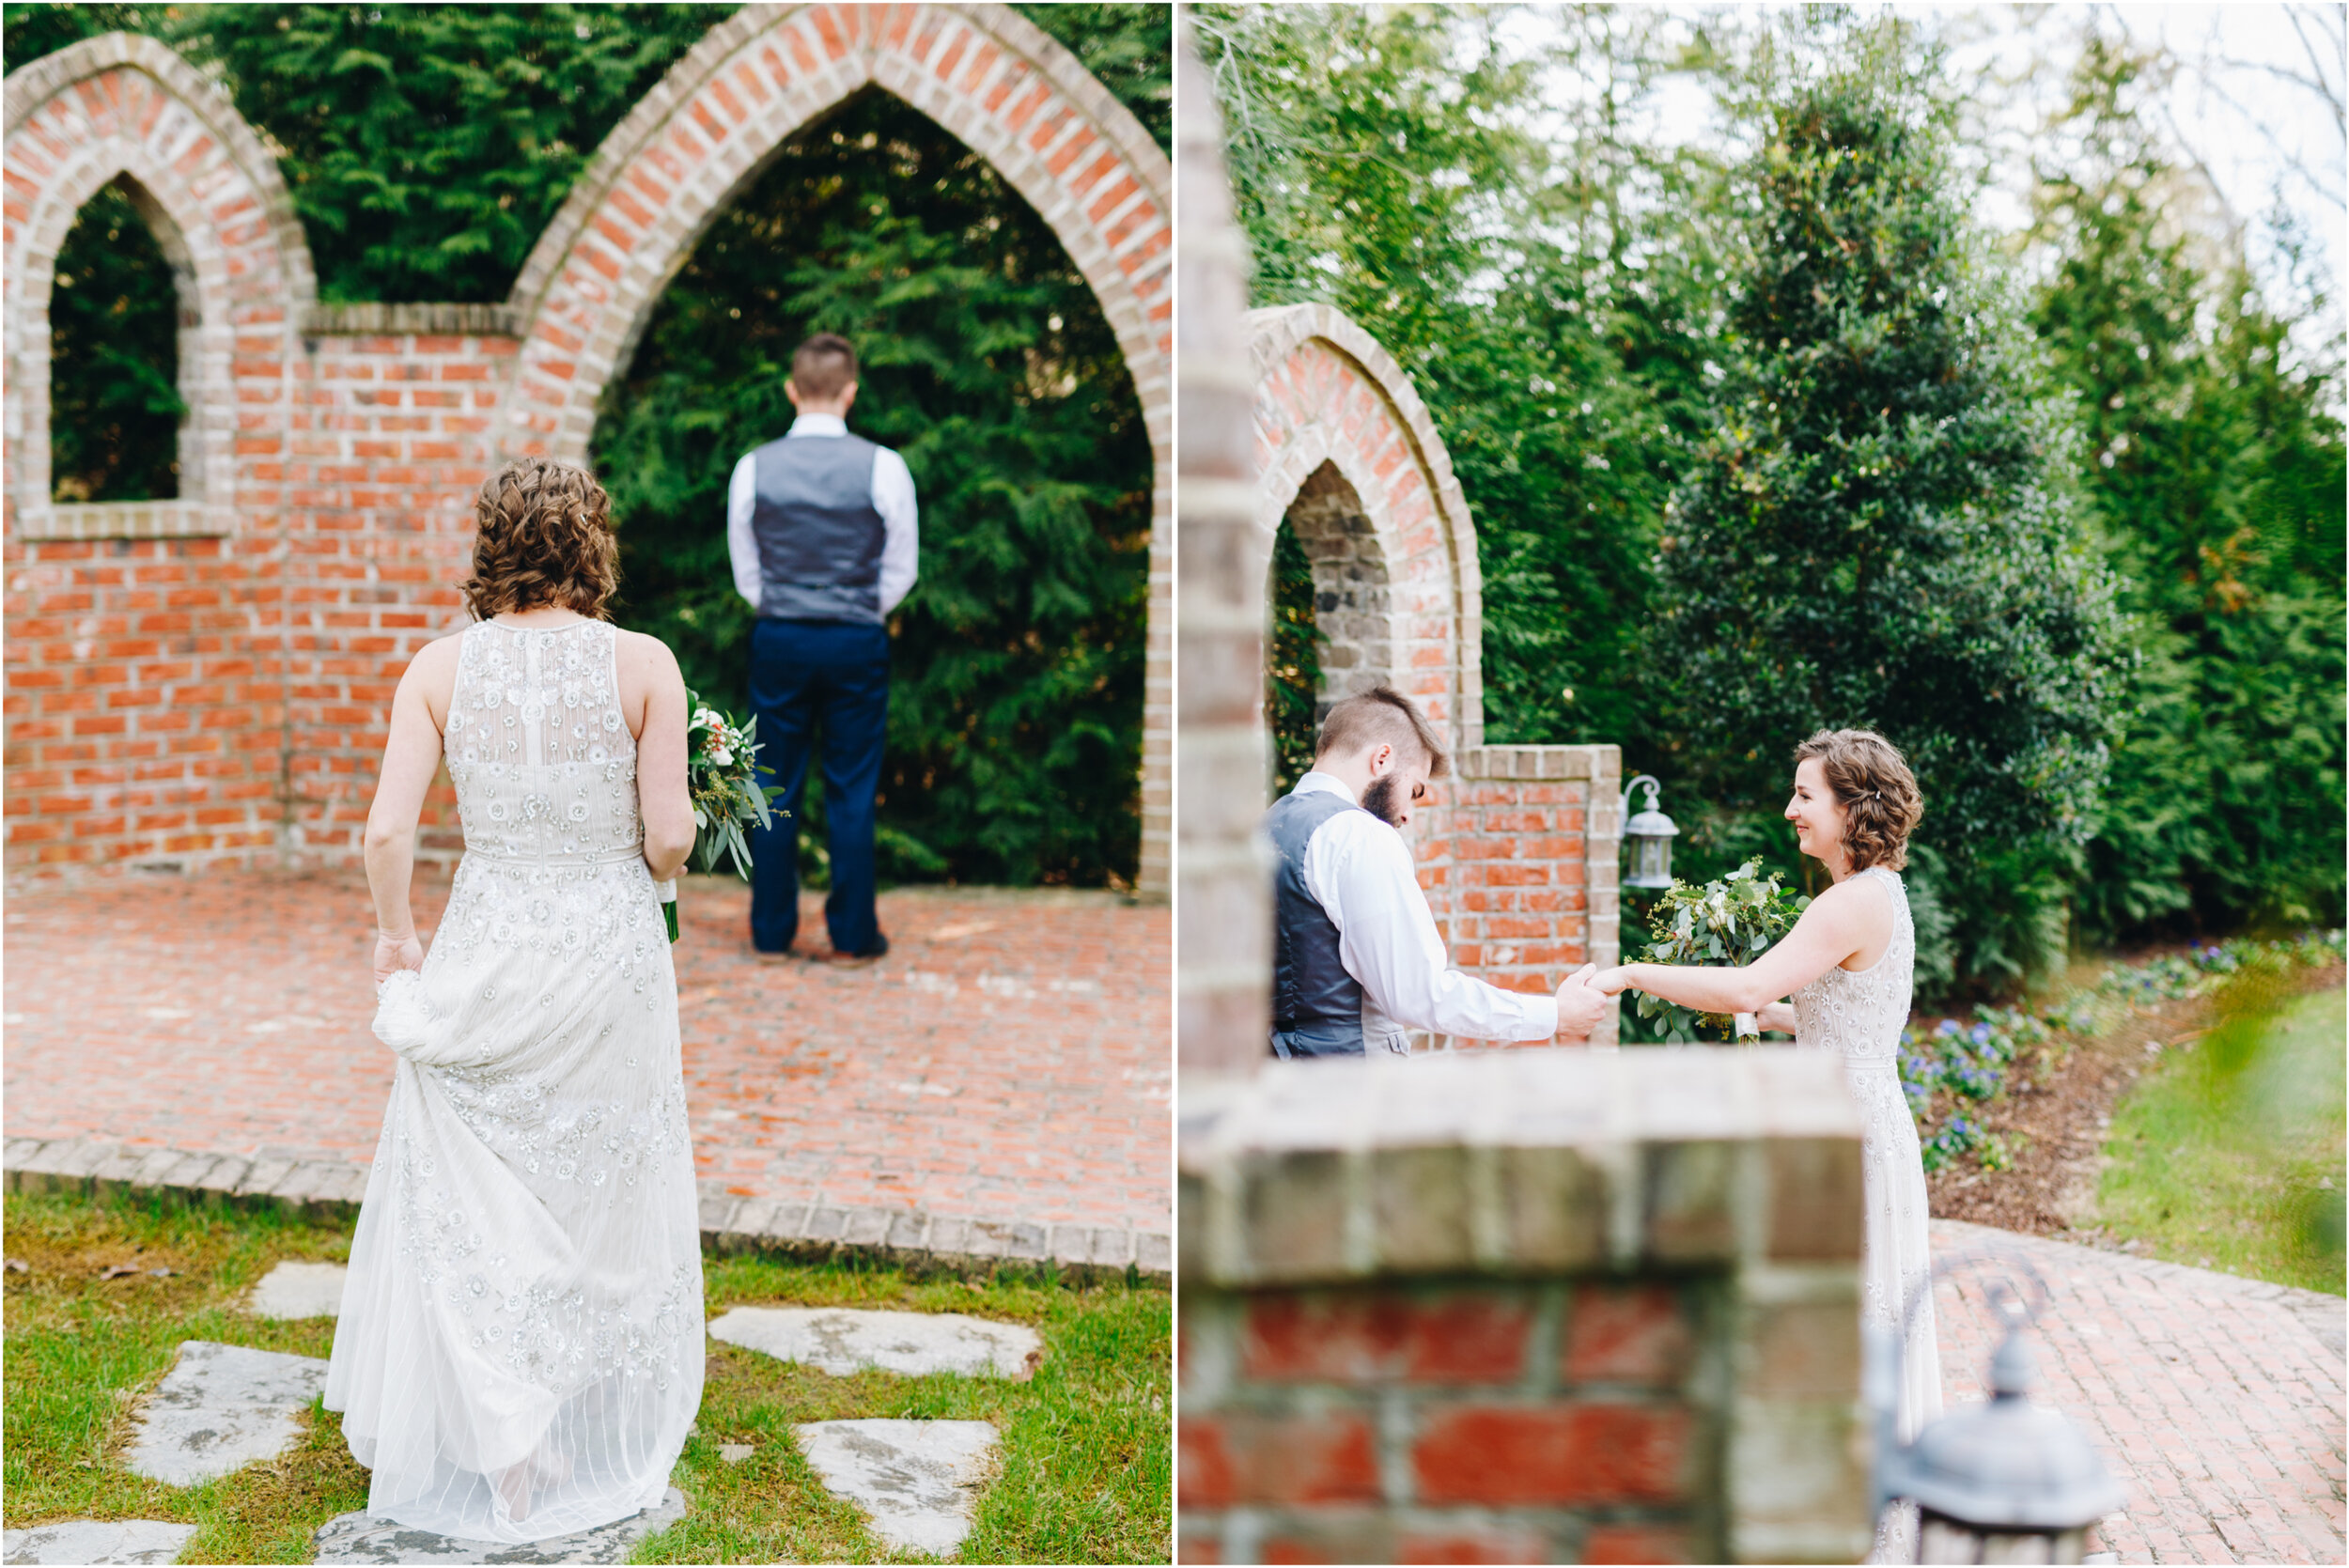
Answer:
[
  {"xmin": 1174, "ymin": 20, "xmax": 1269, "ymax": 1076},
  {"xmin": 1178, "ymin": 1049, "xmax": 1874, "ymax": 1564},
  {"xmin": 1418, "ymin": 743, "xmax": 1626, "ymax": 1046}
]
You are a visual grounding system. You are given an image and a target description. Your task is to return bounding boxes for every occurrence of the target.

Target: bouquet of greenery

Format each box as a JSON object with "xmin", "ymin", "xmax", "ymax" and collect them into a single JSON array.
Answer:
[
  {"xmin": 1627, "ymin": 859, "xmax": 1810, "ymax": 1044},
  {"xmin": 660, "ymin": 691, "xmax": 785, "ymax": 942}
]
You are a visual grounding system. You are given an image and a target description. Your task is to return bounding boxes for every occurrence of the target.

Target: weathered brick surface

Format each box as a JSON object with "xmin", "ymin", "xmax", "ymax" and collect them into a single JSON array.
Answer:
[
  {"xmin": 1178, "ymin": 1051, "xmax": 1876, "ymax": 1563},
  {"xmin": 2, "ymin": 868, "xmax": 1170, "ymax": 1246},
  {"xmin": 6, "ymin": 8, "xmax": 1172, "ymax": 893}
]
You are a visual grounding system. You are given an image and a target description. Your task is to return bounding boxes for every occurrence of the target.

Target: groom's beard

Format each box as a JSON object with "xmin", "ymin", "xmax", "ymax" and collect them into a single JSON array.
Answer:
[{"xmin": 1361, "ymin": 774, "xmax": 1405, "ymax": 828}]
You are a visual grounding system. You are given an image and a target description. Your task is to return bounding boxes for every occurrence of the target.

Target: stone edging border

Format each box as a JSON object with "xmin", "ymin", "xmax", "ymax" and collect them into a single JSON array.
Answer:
[{"xmin": 4, "ymin": 1136, "xmax": 1171, "ymax": 1286}]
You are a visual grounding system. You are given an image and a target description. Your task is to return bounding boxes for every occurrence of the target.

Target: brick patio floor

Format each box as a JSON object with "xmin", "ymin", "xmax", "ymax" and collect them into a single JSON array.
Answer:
[
  {"xmin": 1, "ymin": 867, "xmax": 1169, "ymax": 1234},
  {"xmin": 1931, "ymin": 1218, "xmax": 2345, "ymax": 1565}
]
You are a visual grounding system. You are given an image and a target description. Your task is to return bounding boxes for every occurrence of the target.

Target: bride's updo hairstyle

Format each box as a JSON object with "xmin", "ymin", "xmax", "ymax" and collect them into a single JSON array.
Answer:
[
  {"xmin": 1794, "ymin": 728, "xmax": 1923, "ymax": 871},
  {"xmin": 460, "ymin": 459, "xmax": 620, "ymax": 621}
]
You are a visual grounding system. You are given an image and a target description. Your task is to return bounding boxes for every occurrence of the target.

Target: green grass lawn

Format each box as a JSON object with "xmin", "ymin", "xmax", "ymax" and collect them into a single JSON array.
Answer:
[
  {"xmin": 2097, "ymin": 975, "xmax": 2347, "ymax": 1295},
  {"xmin": 1, "ymin": 1190, "xmax": 1170, "ymax": 1564}
]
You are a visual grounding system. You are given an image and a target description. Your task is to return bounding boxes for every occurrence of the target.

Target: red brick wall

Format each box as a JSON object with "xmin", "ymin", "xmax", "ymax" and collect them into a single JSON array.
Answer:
[
  {"xmin": 1180, "ymin": 1280, "xmax": 1716, "ymax": 1563},
  {"xmin": 1415, "ymin": 745, "xmax": 1624, "ymax": 1043},
  {"xmin": 5, "ymin": 9, "xmax": 1173, "ymax": 888}
]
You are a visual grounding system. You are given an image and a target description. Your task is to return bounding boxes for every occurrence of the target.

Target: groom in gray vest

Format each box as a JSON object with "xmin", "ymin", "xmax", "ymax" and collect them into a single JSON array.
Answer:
[
  {"xmin": 729, "ymin": 334, "xmax": 918, "ymax": 965},
  {"xmin": 1266, "ymin": 683, "xmax": 1610, "ymax": 1056}
]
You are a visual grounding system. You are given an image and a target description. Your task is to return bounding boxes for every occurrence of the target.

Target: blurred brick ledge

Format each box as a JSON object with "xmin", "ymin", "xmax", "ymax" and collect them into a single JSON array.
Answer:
[
  {"xmin": 1178, "ymin": 1048, "xmax": 1875, "ymax": 1564},
  {"xmin": 3, "ymin": 1134, "xmax": 1171, "ymax": 1285}
]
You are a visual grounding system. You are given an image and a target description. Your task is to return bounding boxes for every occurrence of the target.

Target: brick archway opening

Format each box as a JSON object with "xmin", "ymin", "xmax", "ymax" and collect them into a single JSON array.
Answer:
[
  {"xmin": 1281, "ymin": 458, "xmax": 1392, "ymax": 715},
  {"xmin": 494, "ymin": 3, "xmax": 1173, "ymax": 894},
  {"xmin": 1247, "ymin": 302, "xmax": 1625, "ymax": 1035}
]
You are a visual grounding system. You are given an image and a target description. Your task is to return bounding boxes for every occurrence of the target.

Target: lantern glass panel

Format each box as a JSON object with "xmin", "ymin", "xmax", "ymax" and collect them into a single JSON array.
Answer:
[{"xmin": 1639, "ymin": 833, "xmax": 1670, "ymax": 886}]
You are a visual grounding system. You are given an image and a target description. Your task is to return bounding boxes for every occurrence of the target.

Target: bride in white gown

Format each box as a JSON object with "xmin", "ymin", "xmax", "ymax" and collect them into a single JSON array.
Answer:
[
  {"xmin": 326, "ymin": 459, "xmax": 705, "ymax": 1543},
  {"xmin": 1593, "ymin": 728, "xmax": 1943, "ymax": 1551}
]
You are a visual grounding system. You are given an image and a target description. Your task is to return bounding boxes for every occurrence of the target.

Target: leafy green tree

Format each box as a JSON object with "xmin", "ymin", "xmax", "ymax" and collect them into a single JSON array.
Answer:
[
  {"xmin": 1653, "ymin": 23, "xmax": 2134, "ymax": 995},
  {"xmin": 2029, "ymin": 39, "xmax": 2346, "ymax": 939},
  {"xmin": 1197, "ymin": 4, "xmax": 1709, "ymax": 751}
]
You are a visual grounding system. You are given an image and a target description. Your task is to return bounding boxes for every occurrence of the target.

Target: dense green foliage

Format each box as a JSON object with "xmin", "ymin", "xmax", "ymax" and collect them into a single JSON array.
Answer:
[
  {"xmin": 9, "ymin": 3, "xmax": 1171, "ymax": 889},
  {"xmin": 1206, "ymin": 7, "xmax": 2342, "ymax": 997},
  {"xmin": 592, "ymin": 84, "xmax": 1153, "ymax": 887},
  {"xmin": 2028, "ymin": 42, "xmax": 2347, "ymax": 940},
  {"xmin": 1264, "ymin": 519, "xmax": 1324, "ymax": 795},
  {"xmin": 47, "ymin": 178, "xmax": 185, "ymax": 503},
  {"xmin": 8, "ymin": 4, "xmax": 729, "ymax": 302},
  {"xmin": 1198, "ymin": 5, "xmax": 1706, "ymax": 752}
]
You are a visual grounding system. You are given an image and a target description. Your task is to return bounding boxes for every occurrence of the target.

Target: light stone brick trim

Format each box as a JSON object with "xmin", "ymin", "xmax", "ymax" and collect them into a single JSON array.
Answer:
[
  {"xmin": 493, "ymin": 2, "xmax": 1174, "ymax": 895},
  {"xmin": 300, "ymin": 303, "xmax": 519, "ymax": 337},
  {"xmin": 3, "ymin": 32, "xmax": 314, "ymax": 537},
  {"xmin": 1179, "ymin": 1048, "xmax": 1876, "ymax": 1563},
  {"xmin": 1248, "ymin": 303, "xmax": 1485, "ymax": 756},
  {"xmin": 1174, "ymin": 22, "xmax": 1269, "ymax": 1075},
  {"xmin": 14, "ymin": 500, "xmax": 234, "ymax": 540},
  {"xmin": 2, "ymin": 1136, "xmax": 1170, "ymax": 1284}
]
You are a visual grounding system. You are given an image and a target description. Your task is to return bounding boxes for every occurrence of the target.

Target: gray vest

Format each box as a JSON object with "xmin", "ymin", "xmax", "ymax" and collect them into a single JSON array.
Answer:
[
  {"xmin": 750, "ymin": 432, "xmax": 887, "ymax": 625},
  {"xmin": 1265, "ymin": 786, "xmax": 1367, "ymax": 1042}
]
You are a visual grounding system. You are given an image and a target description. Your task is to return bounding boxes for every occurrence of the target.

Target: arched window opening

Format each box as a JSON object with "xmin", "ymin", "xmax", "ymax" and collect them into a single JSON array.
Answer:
[
  {"xmin": 1266, "ymin": 516, "xmax": 1324, "ymax": 796},
  {"xmin": 591, "ymin": 85, "xmax": 1150, "ymax": 890},
  {"xmin": 48, "ymin": 176, "xmax": 190, "ymax": 504},
  {"xmin": 1266, "ymin": 460, "xmax": 1392, "ymax": 794}
]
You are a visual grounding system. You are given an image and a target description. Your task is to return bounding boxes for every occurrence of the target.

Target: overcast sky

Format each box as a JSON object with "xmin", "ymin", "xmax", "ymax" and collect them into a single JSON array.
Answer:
[{"xmin": 1504, "ymin": 4, "xmax": 2346, "ymax": 374}]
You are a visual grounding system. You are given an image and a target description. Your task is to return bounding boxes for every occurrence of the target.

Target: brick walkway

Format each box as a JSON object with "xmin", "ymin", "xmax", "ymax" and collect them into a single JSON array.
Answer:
[
  {"xmin": 1, "ymin": 868, "xmax": 1169, "ymax": 1235},
  {"xmin": 1931, "ymin": 1219, "xmax": 2345, "ymax": 1564}
]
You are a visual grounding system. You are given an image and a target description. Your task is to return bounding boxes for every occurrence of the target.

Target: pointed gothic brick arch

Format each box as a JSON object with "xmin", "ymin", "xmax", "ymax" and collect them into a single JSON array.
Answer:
[
  {"xmin": 491, "ymin": 2, "xmax": 1174, "ymax": 893},
  {"xmin": 1249, "ymin": 303, "xmax": 1484, "ymax": 759},
  {"xmin": 3, "ymin": 31, "xmax": 314, "ymax": 539}
]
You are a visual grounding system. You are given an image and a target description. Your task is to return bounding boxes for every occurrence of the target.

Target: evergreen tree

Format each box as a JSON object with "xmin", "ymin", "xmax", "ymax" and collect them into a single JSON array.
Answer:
[
  {"xmin": 2030, "ymin": 40, "xmax": 2346, "ymax": 938},
  {"xmin": 1653, "ymin": 24, "xmax": 2134, "ymax": 994}
]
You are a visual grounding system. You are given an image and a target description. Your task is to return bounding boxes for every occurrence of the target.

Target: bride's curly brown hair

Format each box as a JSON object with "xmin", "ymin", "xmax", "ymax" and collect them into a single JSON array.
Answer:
[
  {"xmin": 1794, "ymin": 728, "xmax": 1924, "ymax": 871},
  {"xmin": 459, "ymin": 460, "xmax": 619, "ymax": 621}
]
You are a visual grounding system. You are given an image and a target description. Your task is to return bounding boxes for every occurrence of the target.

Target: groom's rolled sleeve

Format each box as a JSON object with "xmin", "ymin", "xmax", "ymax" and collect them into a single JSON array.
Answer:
[{"xmin": 1315, "ymin": 815, "xmax": 1560, "ymax": 1044}]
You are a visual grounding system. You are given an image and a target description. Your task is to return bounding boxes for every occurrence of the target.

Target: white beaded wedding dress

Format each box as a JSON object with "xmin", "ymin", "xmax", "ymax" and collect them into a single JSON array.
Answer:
[
  {"xmin": 1790, "ymin": 864, "xmax": 1943, "ymax": 1560},
  {"xmin": 326, "ymin": 619, "xmax": 703, "ymax": 1544}
]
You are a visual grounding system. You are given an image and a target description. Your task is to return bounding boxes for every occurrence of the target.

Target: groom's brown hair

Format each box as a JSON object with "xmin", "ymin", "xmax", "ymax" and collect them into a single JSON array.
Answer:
[
  {"xmin": 1315, "ymin": 682, "xmax": 1451, "ymax": 778},
  {"xmin": 789, "ymin": 334, "xmax": 858, "ymax": 400}
]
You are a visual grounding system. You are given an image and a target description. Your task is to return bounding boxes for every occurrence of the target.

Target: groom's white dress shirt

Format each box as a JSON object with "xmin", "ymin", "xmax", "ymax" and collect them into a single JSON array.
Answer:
[
  {"xmin": 1290, "ymin": 770, "xmax": 1561, "ymax": 1054},
  {"xmin": 726, "ymin": 412, "xmax": 921, "ymax": 615}
]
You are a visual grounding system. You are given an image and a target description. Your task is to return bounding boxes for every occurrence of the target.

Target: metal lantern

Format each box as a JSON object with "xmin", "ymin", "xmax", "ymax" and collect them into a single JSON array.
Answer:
[
  {"xmin": 1620, "ymin": 774, "xmax": 1679, "ymax": 891},
  {"xmin": 1873, "ymin": 1254, "xmax": 2125, "ymax": 1565}
]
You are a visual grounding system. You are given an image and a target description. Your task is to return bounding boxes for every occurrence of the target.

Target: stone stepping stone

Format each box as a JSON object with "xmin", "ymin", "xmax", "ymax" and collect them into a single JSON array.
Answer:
[
  {"xmin": 124, "ymin": 1342, "xmax": 329, "ymax": 1486},
  {"xmin": 1, "ymin": 1520, "xmax": 195, "ymax": 1564},
  {"xmin": 793, "ymin": 1421, "xmax": 997, "ymax": 1558},
  {"xmin": 246, "ymin": 1261, "xmax": 347, "ymax": 1320},
  {"xmin": 312, "ymin": 1488, "xmax": 685, "ymax": 1564},
  {"xmin": 707, "ymin": 1306, "xmax": 1043, "ymax": 1380}
]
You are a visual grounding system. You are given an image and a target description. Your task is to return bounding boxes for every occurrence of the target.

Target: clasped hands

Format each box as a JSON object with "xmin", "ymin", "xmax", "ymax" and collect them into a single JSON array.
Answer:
[{"xmin": 1557, "ymin": 965, "xmax": 1796, "ymax": 1039}]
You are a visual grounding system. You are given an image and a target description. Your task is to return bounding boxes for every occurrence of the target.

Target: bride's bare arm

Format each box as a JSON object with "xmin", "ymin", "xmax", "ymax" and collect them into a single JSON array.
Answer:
[
  {"xmin": 1591, "ymin": 876, "xmax": 1890, "ymax": 1015},
  {"xmin": 626, "ymin": 633, "xmax": 695, "ymax": 881},
  {"xmin": 364, "ymin": 641, "xmax": 459, "ymax": 981}
]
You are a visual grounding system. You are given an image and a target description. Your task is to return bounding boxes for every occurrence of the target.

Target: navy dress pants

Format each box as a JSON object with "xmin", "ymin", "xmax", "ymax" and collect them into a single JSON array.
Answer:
[{"xmin": 746, "ymin": 617, "xmax": 890, "ymax": 956}]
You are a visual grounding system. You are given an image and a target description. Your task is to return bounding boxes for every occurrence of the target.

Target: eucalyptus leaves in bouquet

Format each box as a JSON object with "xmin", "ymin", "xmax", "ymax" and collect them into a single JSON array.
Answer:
[
  {"xmin": 1627, "ymin": 860, "xmax": 1810, "ymax": 1044},
  {"xmin": 658, "ymin": 691, "xmax": 784, "ymax": 941}
]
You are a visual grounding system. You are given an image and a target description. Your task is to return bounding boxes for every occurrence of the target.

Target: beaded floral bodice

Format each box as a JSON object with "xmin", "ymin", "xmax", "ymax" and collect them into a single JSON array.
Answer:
[
  {"xmin": 1791, "ymin": 865, "xmax": 1913, "ymax": 1063},
  {"xmin": 445, "ymin": 621, "xmax": 641, "ymax": 862}
]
